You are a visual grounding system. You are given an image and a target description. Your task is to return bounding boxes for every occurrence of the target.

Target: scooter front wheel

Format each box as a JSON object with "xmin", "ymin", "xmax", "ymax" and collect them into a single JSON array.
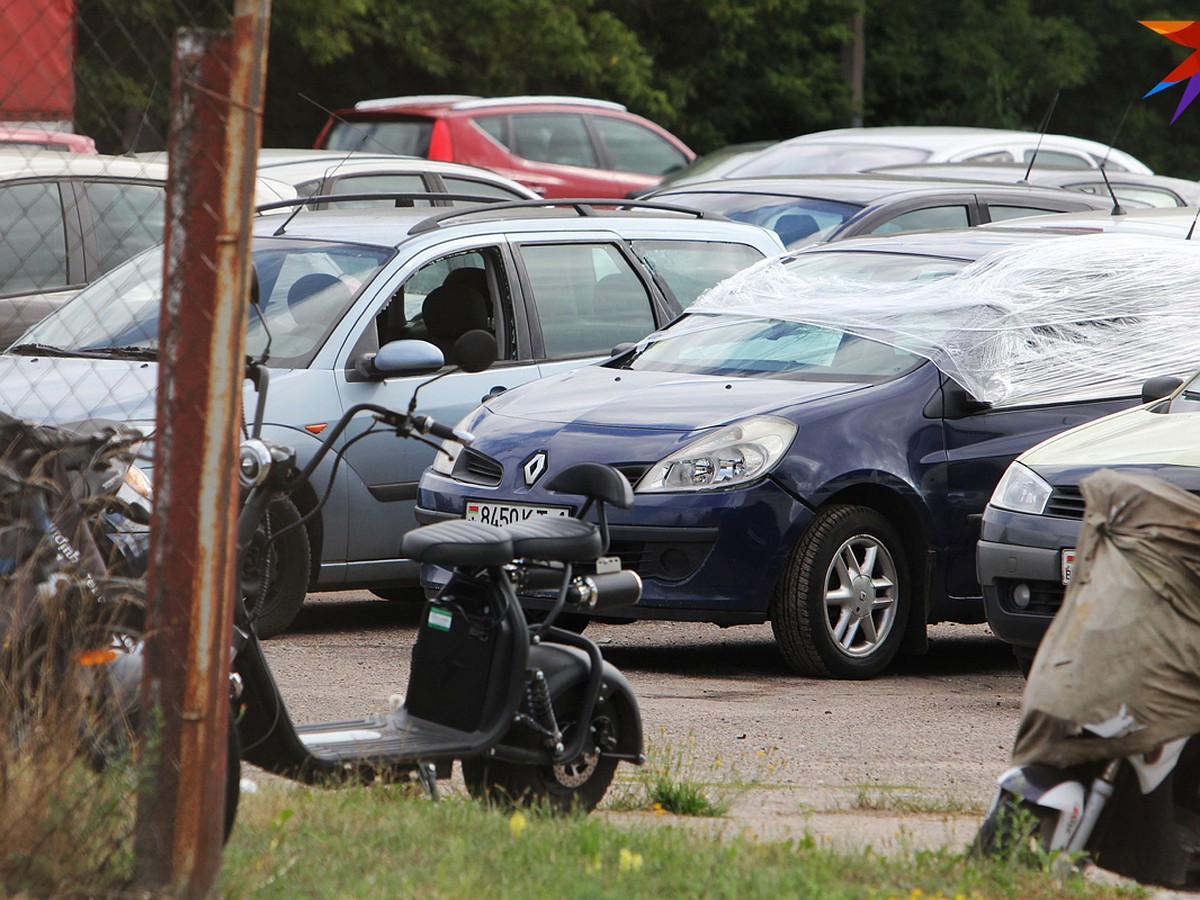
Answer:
[
  {"xmin": 462, "ymin": 687, "xmax": 619, "ymax": 813},
  {"xmin": 972, "ymin": 790, "xmax": 1060, "ymax": 861}
]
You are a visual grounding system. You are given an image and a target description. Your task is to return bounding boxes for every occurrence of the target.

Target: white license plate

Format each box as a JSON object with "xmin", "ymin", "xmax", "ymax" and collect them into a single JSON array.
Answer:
[
  {"xmin": 1061, "ymin": 548, "xmax": 1077, "ymax": 585},
  {"xmin": 464, "ymin": 499, "xmax": 570, "ymax": 527}
]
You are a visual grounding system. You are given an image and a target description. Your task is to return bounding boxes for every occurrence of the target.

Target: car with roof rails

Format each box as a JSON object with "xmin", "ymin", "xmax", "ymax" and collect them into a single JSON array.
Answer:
[
  {"xmin": 642, "ymin": 173, "xmax": 1114, "ymax": 248},
  {"xmin": 0, "ymin": 196, "xmax": 783, "ymax": 636},
  {"xmin": 870, "ymin": 162, "xmax": 1200, "ymax": 209},
  {"xmin": 0, "ymin": 125, "xmax": 97, "ymax": 153},
  {"xmin": 416, "ymin": 225, "xmax": 1200, "ymax": 679},
  {"xmin": 711, "ymin": 126, "xmax": 1153, "ymax": 180},
  {"xmin": 0, "ymin": 153, "xmax": 295, "ymax": 346},
  {"xmin": 314, "ymin": 95, "xmax": 695, "ymax": 199}
]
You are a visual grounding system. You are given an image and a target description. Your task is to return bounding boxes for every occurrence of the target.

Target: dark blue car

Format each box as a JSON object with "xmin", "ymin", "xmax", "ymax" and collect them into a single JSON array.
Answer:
[{"xmin": 417, "ymin": 228, "xmax": 1200, "ymax": 678}]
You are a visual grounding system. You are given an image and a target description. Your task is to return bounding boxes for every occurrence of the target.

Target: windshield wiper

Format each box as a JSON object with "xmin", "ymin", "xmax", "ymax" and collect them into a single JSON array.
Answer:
[
  {"xmin": 94, "ymin": 346, "xmax": 159, "ymax": 361},
  {"xmin": 7, "ymin": 342, "xmax": 77, "ymax": 357}
]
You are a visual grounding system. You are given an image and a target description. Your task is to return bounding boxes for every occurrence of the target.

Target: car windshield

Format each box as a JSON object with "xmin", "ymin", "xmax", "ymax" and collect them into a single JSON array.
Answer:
[
  {"xmin": 732, "ymin": 143, "xmax": 932, "ymax": 176},
  {"xmin": 658, "ymin": 192, "xmax": 862, "ymax": 248},
  {"xmin": 325, "ymin": 118, "xmax": 433, "ymax": 157},
  {"xmin": 619, "ymin": 313, "xmax": 924, "ymax": 381},
  {"xmin": 16, "ymin": 238, "xmax": 393, "ymax": 367}
]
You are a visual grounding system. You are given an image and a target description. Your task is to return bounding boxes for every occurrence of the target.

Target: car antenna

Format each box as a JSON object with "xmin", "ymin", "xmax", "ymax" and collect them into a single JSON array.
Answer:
[
  {"xmin": 123, "ymin": 82, "xmax": 158, "ymax": 157},
  {"xmin": 1187, "ymin": 207, "xmax": 1200, "ymax": 240},
  {"xmin": 1021, "ymin": 89, "xmax": 1060, "ymax": 183},
  {"xmin": 1097, "ymin": 100, "xmax": 1133, "ymax": 216},
  {"xmin": 299, "ymin": 92, "xmax": 396, "ymax": 156}
]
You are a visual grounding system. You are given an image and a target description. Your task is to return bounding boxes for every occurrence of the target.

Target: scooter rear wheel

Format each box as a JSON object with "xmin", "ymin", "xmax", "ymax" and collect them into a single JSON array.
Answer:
[{"xmin": 461, "ymin": 686, "xmax": 619, "ymax": 813}]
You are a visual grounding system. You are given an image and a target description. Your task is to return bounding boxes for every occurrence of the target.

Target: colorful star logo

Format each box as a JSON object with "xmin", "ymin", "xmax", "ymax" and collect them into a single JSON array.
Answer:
[{"xmin": 1142, "ymin": 20, "xmax": 1200, "ymax": 123}]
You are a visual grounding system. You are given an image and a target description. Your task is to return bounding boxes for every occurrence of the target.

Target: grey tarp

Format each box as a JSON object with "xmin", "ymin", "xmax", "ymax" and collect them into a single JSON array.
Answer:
[{"xmin": 1012, "ymin": 469, "xmax": 1200, "ymax": 768}]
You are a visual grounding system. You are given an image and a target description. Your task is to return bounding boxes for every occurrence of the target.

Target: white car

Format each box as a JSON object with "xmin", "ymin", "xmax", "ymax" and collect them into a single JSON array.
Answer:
[{"xmin": 721, "ymin": 126, "xmax": 1153, "ymax": 178}]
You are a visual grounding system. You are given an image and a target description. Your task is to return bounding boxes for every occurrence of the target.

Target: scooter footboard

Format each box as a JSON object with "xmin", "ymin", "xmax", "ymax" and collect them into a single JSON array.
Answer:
[{"xmin": 515, "ymin": 642, "xmax": 643, "ymax": 763}]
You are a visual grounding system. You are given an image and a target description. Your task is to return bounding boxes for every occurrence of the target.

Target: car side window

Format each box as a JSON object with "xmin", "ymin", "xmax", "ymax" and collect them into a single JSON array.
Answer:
[
  {"xmin": 441, "ymin": 176, "xmax": 527, "ymax": 200},
  {"xmin": 375, "ymin": 248, "xmax": 511, "ymax": 364},
  {"xmin": 590, "ymin": 116, "xmax": 688, "ymax": 176},
  {"xmin": 631, "ymin": 239, "xmax": 767, "ymax": 309},
  {"xmin": 986, "ymin": 204, "xmax": 1068, "ymax": 222},
  {"xmin": 870, "ymin": 205, "xmax": 970, "ymax": 235},
  {"xmin": 520, "ymin": 243, "xmax": 655, "ymax": 358},
  {"xmin": 0, "ymin": 181, "xmax": 70, "ymax": 295},
  {"xmin": 82, "ymin": 181, "xmax": 165, "ymax": 276},
  {"xmin": 511, "ymin": 114, "xmax": 597, "ymax": 168},
  {"xmin": 299, "ymin": 173, "xmax": 428, "ymax": 208},
  {"xmin": 1022, "ymin": 148, "xmax": 1090, "ymax": 168}
]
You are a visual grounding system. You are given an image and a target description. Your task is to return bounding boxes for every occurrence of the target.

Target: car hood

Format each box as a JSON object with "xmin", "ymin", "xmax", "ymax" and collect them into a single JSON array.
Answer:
[
  {"xmin": 488, "ymin": 365, "xmax": 869, "ymax": 430},
  {"xmin": 0, "ymin": 355, "xmax": 160, "ymax": 424},
  {"xmin": 1021, "ymin": 403, "xmax": 1200, "ymax": 471}
]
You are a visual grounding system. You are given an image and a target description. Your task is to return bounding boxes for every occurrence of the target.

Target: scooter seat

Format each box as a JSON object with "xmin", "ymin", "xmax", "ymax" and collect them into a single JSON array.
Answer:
[
  {"xmin": 400, "ymin": 519, "xmax": 514, "ymax": 567},
  {"xmin": 504, "ymin": 516, "xmax": 602, "ymax": 562}
]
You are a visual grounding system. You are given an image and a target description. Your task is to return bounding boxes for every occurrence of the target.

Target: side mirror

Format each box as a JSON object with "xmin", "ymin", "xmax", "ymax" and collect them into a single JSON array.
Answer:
[
  {"xmin": 610, "ymin": 342, "xmax": 636, "ymax": 357},
  {"xmin": 355, "ymin": 339, "xmax": 444, "ymax": 380},
  {"xmin": 927, "ymin": 381, "xmax": 991, "ymax": 419},
  {"xmin": 1142, "ymin": 375, "xmax": 1183, "ymax": 405}
]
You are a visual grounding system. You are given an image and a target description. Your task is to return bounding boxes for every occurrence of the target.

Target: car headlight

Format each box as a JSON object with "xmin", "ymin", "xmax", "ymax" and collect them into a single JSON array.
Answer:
[
  {"xmin": 431, "ymin": 412, "xmax": 477, "ymax": 476},
  {"xmin": 989, "ymin": 462, "xmax": 1052, "ymax": 515},
  {"xmin": 636, "ymin": 415, "xmax": 797, "ymax": 493}
]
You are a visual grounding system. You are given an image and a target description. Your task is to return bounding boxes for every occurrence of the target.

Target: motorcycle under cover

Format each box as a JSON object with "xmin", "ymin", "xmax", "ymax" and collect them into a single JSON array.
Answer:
[{"xmin": 1013, "ymin": 469, "xmax": 1200, "ymax": 768}]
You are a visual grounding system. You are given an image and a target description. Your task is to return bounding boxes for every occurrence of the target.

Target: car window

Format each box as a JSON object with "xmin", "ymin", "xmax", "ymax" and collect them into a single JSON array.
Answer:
[
  {"xmin": 520, "ymin": 243, "xmax": 655, "ymax": 357},
  {"xmin": 1023, "ymin": 148, "xmax": 1090, "ymax": 168},
  {"xmin": 1067, "ymin": 183, "xmax": 1181, "ymax": 208},
  {"xmin": 869, "ymin": 205, "xmax": 970, "ymax": 234},
  {"xmin": 962, "ymin": 150, "xmax": 1015, "ymax": 164},
  {"xmin": 590, "ymin": 116, "xmax": 688, "ymax": 176},
  {"xmin": 0, "ymin": 181, "xmax": 70, "ymax": 295},
  {"xmin": 631, "ymin": 239, "xmax": 768, "ymax": 308},
  {"xmin": 986, "ymin": 204, "xmax": 1069, "ymax": 222},
  {"xmin": 298, "ymin": 173, "xmax": 428, "ymax": 208},
  {"xmin": 659, "ymin": 191, "xmax": 860, "ymax": 249},
  {"xmin": 441, "ymin": 175, "xmax": 527, "ymax": 200},
  {"xmin": 473, "ymin": 115, "xmax": 509, "ymax": 148},
  {"xmin": 383, "ymin": 249, "xmax": 509, "ymax": 364},
  {"xmin": 512, "ymin": 114, "xmax": 597, "ymax": 168},
  {"xmin": 734, "ymin": 143, "xmax": 931, "ymax": 176},
  {"xmin": 324, "ymin": 118, "xmax": 433, "ymax": 157},
  {"xmin": 82, "ymin": 180, "xmax": 165, "ymax": 276}
]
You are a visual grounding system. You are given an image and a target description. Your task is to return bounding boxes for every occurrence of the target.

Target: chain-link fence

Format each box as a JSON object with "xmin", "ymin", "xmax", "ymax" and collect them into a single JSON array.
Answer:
[{"xmin": 0, "ymin": 2, "xmax": 264, "ymax": 894}]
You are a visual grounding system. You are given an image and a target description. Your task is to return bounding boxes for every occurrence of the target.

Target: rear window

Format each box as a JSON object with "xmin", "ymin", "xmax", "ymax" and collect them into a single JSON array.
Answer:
[
  {"xmin": 659, "ymin": 192, "xmax": 861, "ymax": 248},
  {"xmin": 323, "ymin": 117, "xmax": 433, "ymax": 157}
]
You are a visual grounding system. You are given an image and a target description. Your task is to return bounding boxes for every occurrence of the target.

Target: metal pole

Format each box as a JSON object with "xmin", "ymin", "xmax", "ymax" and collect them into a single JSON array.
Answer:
[{"xmin": 134, "ymin": 1, "xmax": 269, "ymax": 894}]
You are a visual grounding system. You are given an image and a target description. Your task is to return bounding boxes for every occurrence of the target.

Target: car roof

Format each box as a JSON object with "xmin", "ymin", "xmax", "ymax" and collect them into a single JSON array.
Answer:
[
  {"xmin": 797, "ymin": 222, "xmax": 1084, "ymax": 261},
  {"xmin": 979, "ymin": 205, "xmax": 1200, "ymax": 238},
  {"xmin": 0, "ymin": 126, "xmax": 96, "ymax": 153},
  {"xmin": 344, "ymin": 94, "xmax": 628, "ymax": 114},
  {"xmin": 0, "ymin": 151, "xmax": 168, "ymax": 180},
  {"xmin": 648, "ymin": 173, "xmax": 1113, "ymax": 206},
  {"xmin": 250, "ymin": 199, "xmax": 785, "ymax": 250}
]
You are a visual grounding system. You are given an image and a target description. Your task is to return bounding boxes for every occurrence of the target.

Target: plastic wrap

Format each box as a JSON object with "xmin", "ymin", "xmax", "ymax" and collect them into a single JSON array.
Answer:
[{"xmin": 691, "ymin": 233, "xmax": 1200, "ymax": 406}]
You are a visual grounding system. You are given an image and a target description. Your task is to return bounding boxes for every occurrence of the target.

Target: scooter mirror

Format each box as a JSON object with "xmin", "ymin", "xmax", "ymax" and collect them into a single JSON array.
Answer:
[{"xmin": 455, "ymin": 330, "xmax": 497, "ymax": 374}]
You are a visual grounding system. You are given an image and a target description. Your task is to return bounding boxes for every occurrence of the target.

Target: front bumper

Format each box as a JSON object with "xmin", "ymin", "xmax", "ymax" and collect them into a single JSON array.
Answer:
[
  {"xmin": 977, "ymin": 504, "xmax": 1082, "ymax": 652},
  {"xmin": 418, "ymin": 468, "xmax": 814, "ymax": 621}
]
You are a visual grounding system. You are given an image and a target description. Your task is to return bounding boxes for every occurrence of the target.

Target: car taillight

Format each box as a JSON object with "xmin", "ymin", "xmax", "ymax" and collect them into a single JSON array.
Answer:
[{"xmin": 428, "ymin": 120, "xmax": 453, "ymax": 160}]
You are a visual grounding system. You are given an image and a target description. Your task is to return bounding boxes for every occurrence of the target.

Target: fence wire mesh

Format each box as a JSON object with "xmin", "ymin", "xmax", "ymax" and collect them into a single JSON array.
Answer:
[{"xmin": 0, "ymin": 2, "xmax": 257, "ymax": 893}]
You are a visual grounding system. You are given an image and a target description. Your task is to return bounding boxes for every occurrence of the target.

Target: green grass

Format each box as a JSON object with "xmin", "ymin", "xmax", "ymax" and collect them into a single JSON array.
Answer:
[
  {"xmin": 850, "ymin": 784, "xmax": 983, "ymax": 817},
  {"xmin": 218, "ymin": 783, "xmax": 1144, "ymax": 899}
]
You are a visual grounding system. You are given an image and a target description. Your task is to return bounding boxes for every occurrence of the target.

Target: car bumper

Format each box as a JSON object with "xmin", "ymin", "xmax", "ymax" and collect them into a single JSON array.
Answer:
[
  {"xmin": 977, "ymin": 504, "xmax": 1082, "ymax": 652},
  {"xmin": 417, "ymin": 470, "xmax": 815, "ymax": 621}
]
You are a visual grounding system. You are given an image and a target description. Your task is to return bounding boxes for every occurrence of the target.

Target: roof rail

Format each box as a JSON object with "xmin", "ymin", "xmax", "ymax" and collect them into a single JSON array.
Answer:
[
  {"xmin": 450, "ymin": 95, "xmax": 627, "ymax": 112},
  {"xmin": 254, "ymin": 191, "xmax": 509, "ymax": 215},
  {"xmin": 408, "ymin": 198, "xmax": 719, "ymax": 235},
  {"xmin": 353, "ymin": 94, "xmax": 480, "ymax": 111}
]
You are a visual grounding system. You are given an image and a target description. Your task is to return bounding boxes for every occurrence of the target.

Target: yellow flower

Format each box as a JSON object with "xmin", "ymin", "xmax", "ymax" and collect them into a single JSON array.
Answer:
[
  {"xmin": 509, "ymin": 811, "xmax": 527, "ymax": 838},
  {"xmin": 652, "ymin": 802, "xmax": 666, "ymax": 817},
  {"xmin": 619, "ymin": 847, "xmax": 644, "ymax": 872}
]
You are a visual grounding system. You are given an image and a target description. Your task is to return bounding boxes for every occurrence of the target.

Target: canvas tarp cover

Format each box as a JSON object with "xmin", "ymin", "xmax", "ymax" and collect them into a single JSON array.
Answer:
[{"xmin": 1012, "ymin": 469, "xmax": 1200, "ymax": 767}]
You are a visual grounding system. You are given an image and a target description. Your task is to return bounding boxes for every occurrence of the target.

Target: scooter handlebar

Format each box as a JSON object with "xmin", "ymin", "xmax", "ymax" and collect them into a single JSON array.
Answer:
[{"xmin": 411, "ymin": 414, "xmax": 474, "ymax": 445}]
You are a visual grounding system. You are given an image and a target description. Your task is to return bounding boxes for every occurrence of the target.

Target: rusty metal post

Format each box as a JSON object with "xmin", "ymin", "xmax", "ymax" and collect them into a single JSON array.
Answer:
[{"xmin": 134, "ymin": 1, "xmax": 270, "ymax": 895}]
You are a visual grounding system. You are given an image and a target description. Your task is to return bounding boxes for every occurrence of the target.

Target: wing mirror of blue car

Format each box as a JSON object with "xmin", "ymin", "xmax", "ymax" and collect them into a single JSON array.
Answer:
[
  {"xmin": 1141, "ymin": 375, "xmax": 1183, "ymax": 406},
  {"xmin": 355, "ymin": 340, "xmax": 445, "ymax": 380}
]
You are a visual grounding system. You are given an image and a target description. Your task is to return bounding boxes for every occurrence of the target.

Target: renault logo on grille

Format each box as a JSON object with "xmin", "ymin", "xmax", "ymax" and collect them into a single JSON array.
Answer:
[{"xmin": 522, "ymin": 450, "xmax": 548, "ymax": 487}]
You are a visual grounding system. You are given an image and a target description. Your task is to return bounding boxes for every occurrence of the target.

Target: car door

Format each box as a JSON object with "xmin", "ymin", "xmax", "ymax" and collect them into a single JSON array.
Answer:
[
  {"xmin": 935, "ymin": 378, "xmax": 1137, "ymax": 599},
  {"xmin": 330, "ymin": 242, "xmax": 547, "ymax": 573}
]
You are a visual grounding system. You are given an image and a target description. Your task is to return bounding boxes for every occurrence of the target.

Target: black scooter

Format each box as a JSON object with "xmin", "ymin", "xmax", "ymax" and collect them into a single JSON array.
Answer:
[{"xmin": 229, "ymin": 330, "xmax": 645, "ymax": 819}]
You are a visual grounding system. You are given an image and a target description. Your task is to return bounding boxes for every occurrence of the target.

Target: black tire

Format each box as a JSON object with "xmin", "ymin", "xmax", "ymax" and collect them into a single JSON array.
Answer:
[
  {"xmin": 972, "ymin": 791, "xmax": 1059, "ymax": 861},
  {"xmin": 771, "ymin": 505, "xmax": 909, "ymax": 679},
  {"xmin": 224, "ymin": 705, "xmax": 241, "ymax": 843},
  {"xmin": 241, "ymin": 496, "xmax": 310, "ymax": 638},
  {"xmin": 461, "ymin": 686, "xmax": 619, "ymax": 813}
]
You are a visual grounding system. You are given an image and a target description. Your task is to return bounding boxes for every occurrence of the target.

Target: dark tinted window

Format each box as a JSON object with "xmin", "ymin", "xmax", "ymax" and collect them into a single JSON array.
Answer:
[
  {"xmin": 83, "ymin": 180, "xmax": 165, "ymax": 275},
  {"xmin": 591, "ymin": 116, "xmax": 687, "ymax": 176},
  {"xmin": 869, "ymin": 205, "xmax": 970, "ymax": 234},
  {"xmin": 298, "ymin": 173, "xmax": 429, "ymax": 208},
  {"xmin": 0, "ymin": 181, "xmax": 69, "ymax": 294},
  {"xmin": 986, "ymin": 204, "xmax": 1067, "ymax": 222},
  {"xmin": 511, "ymin": 114, "xmax": 597, "ymax": 168},
  {"xmin": 324, "ymin": 118, "xmax": 433, "ymax": 156},
  {"xmin": 441, "ymin": 176, "xmax": 527, "ymax": 200}
]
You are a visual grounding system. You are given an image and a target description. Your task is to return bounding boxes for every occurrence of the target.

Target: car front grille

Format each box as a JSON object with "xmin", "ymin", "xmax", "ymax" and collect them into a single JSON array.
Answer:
[
  {"xmin": 1045, "ymin": 485, "xmax": 1086, "ymax": 519},
  {"xmin": 453, "ymin": 448, "xmax": 503, "ymax": 486}
]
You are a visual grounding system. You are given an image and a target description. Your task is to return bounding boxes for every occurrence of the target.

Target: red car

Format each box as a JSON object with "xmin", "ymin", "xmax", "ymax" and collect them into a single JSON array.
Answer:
[{"xmin": 314, "ymin": 94, "xmax": 694, "ymax": 199}]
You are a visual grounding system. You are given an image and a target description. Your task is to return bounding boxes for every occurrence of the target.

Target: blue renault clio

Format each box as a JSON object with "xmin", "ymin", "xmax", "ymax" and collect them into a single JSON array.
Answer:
[{"xmin": 417, "ymin": 229, "xmax": 1200, "ymax": 678}]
